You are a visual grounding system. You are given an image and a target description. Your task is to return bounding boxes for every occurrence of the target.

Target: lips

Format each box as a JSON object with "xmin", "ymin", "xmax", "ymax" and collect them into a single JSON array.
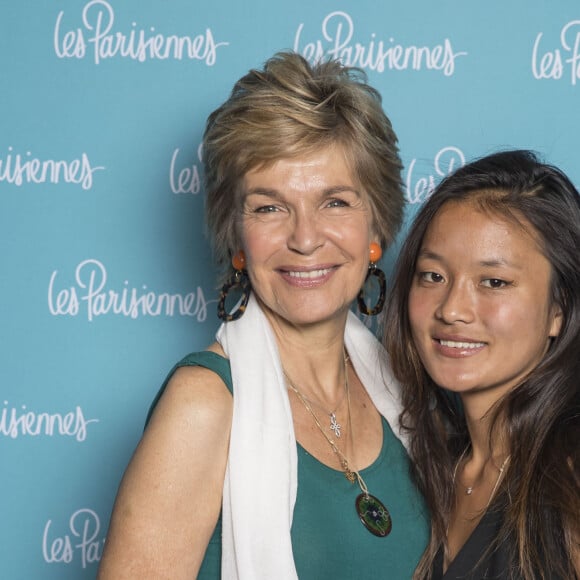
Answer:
[
  {"xmin": 438, "ymin": 339, "xmax": 485, "ymax": 349},
  {"xmin": 433, "ymin": 336, "xmax": 487, "ymax": 357},
  {"xmin": 278, "ymin": 265, "xmax": 337, "ymax": 287},
  {"xmin": 286, "ymin": 268, "xmax": 332, "ymax": 279}
]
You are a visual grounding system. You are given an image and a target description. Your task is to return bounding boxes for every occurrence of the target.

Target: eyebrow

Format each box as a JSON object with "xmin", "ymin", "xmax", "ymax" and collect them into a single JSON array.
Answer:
[
  {"xmin": 244, "ymin": 185, "xmax": 361, "ymax": 197},
  {"xmin": 479, "ymin": 259, "xmax": 520, "ymax": 269},
  {"xmin": 417, "ymin": 250, "xmax": 445, "ymax": 262},
  {"xmin": 244, "ymin": 188, "xmax": 279, "ymax": 197},
  {"xmin": 417, "ymin": 250, "xmax": 523, "ymax": 270}
]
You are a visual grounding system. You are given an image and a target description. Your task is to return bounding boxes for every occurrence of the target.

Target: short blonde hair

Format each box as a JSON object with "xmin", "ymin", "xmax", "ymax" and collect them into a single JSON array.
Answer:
[{"xmin": 203, "ymin": 51, "xmax": 404, "ymax": 276}]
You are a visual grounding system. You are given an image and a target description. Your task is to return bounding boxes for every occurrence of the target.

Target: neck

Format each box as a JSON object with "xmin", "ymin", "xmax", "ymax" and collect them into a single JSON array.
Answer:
[
  {"xmin": 461, "ymin": 392, "xmax": 509, "ymax": 464},
  {"xmin": 265, "ymin": 309, "xmax": 349, "ymax": 402}
]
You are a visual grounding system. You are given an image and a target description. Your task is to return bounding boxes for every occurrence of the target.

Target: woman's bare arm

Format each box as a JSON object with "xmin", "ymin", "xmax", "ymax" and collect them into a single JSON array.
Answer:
[{"xmin": 97, "ymin": 364, "xmax": 233, "ymax": 579}]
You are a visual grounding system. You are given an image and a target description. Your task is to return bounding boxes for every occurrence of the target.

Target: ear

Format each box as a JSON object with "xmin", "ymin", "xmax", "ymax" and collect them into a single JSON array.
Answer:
[
  {"xmin": 369, "ymin": 229, "xmax": 381, "ymax": 248},
  {"xmin": 548, "ymin": 305, "xmax": 563, "ymax": 338}
]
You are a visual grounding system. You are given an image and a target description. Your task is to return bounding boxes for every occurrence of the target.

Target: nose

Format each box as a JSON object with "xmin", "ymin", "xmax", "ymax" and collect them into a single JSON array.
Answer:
[
  {"xmin": 287, "ymin": 208, "xmax": 323, "ymax": 255},
  {"xmin": 435, "ymin": 280, "xmax": 475, "ymax": 324}
]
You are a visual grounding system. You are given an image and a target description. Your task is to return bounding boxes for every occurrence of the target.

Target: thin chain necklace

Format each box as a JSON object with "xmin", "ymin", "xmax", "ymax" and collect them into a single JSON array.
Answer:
[
  {"xmin": 284, "ymin": 356, "xmax": 393, "ymax": 537},
  {"xmin": 285, "ymin": 370, "xmax": 355, "ymax": 480},
  {"xmin": 286, "ymin": 370, "xmax": 347, "ymax": 438},
  {"xmin": 453, "ymin": 446, "xmax": 511, "ymax": 507}
]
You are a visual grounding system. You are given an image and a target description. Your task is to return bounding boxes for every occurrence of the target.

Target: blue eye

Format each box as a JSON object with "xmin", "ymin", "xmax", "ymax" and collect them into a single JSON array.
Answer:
[
  {"xmin": 255, "ymin": 205, "xmax": 279, "ymax": 213},
  {"xmin": 326, "ymin": 198, "xmax": 349, "ymax": 208}
]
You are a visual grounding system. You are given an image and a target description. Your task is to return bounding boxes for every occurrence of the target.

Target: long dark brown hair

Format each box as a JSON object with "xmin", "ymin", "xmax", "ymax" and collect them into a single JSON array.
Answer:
[{"xmin": 385, "ymin": 150, "xmax": 580, "ymax": 579}]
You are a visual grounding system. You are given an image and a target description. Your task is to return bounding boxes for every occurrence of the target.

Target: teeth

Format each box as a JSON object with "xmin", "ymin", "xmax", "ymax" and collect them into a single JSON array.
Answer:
[
  {"xmin": 440, "ymin": 340, "xmax": 485, "ymax": 349},
  {"xmin": 287, "ymin": 269, "xmax": 330, "ymax": 279}
]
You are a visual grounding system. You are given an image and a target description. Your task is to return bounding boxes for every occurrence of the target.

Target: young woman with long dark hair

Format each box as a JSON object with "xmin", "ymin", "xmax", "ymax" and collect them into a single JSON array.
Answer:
[{"xmin": 385, "ymin": 150, "xmax": 580, "ymax": 579}]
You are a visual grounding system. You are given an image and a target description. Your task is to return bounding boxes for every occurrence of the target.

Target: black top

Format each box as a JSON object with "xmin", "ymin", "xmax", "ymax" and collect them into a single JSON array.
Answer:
[
  {"xmin": 433, "ymin": 508, "xmax": 568, "ymax": 580},
  {"xmin": 433, "ymin": 509, "xmax": 509, "ymax": 579}
]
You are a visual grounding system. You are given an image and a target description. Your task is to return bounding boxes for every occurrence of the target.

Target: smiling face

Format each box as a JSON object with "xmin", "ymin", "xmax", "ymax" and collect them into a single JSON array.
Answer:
[
  {"xmin": 239, "ymin": 145, "xmax": 377, "ymax": 330},
  {"xmin": 408, "ymin": 200, "xmax": 562, "ymax": 405}
]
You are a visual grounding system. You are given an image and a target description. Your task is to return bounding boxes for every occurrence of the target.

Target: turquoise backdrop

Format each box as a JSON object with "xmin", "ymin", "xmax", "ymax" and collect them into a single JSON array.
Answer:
[{"xmin": 2, "ymin": 1, "xmax": 579, "ymax": 578}]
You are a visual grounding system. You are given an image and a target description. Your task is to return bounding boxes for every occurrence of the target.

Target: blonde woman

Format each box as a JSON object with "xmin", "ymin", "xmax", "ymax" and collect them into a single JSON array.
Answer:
[{"xmin": 98, "ymin": 52, "xmax": 428, "ymax": 579}]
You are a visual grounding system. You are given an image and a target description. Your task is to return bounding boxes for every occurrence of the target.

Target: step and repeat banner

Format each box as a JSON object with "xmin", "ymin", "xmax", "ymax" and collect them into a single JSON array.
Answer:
[{"xmin": 2, "ymin": 1, "xmax": 579, "ymax": 578}]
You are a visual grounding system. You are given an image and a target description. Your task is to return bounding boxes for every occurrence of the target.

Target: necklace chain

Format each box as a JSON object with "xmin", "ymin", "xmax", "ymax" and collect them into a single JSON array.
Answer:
[
  {"xmin": 285, "ymin": 357, "xmax": 348, "ymax": 438},
  {"xmin": 453, "ymin": 446, "xmax": 510, "ymax": 508},
  {"xmin": 284, "ymin": 355, "xmax": 369, "ymax": 495},
  {"xmin": 284, "ymin": 352, "xmax": 393, "ymax": 538}
]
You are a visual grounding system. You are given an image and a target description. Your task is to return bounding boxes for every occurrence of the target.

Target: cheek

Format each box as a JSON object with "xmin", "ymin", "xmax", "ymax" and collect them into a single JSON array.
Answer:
[
  {"xmin": 330, "ymin": 223, "xmax": 370, "ymax": 250},
  {"xmin": 408, "ymin": 287, "xmax": 428, "ymax": 335},
  {"xmin": 241, "ymin": 223, "xmax": 280, "ymax": 263},
  {"xmin": 485, "ymin": 301, "xmax": 530, "ymax": 334}
]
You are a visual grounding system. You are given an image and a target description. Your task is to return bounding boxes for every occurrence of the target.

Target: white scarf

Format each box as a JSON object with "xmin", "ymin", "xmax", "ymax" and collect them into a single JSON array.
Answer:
[{"xmin": 216, "ymin": 294, "xmax": 406, "ymax": 580}]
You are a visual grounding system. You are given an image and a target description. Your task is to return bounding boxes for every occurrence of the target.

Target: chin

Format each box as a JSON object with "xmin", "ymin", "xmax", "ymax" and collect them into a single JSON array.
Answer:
[{"xmin": 431, "ymin": 375, "xmax": 478, "ymax": 394}]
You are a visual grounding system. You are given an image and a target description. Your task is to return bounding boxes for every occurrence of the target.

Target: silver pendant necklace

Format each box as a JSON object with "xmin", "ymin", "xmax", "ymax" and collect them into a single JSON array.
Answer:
[
  {"xmin": 453, "ymin": 446, "xmax": 511, "ymax": 504},
  {"xmin": 285, "ymin": 367, "xmax": 347, "ymax": 438},
  {"xmin": 329, "ymin": 412, "xmax": 341, "ymax": 438}
]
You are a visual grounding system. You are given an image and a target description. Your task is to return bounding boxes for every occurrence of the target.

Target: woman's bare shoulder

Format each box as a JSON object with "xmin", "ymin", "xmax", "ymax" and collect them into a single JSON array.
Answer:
[
  {"xmin": 148, "ymin": 343, "xmax": 231, "ymax": 428},
  {"xmin": 97, "ymin": 344, "xmax": 232, "ymax": 578}
]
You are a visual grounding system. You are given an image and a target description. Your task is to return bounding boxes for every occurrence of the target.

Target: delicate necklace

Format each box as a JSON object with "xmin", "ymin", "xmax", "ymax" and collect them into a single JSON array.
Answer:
[
  {"xmin": 287, "ymin": 374, "xmax": 347, "ymax": 438},
  {"xmin": 455, "ymin": 447, "xmax": 476, "ymax": 495},
  {"xmin": 284, "ymin": 357, "xmax": 393, "ymax": 538},
  {"xmin": 453, "ymin": 446, "xmax": 510, "ymax": 507}
]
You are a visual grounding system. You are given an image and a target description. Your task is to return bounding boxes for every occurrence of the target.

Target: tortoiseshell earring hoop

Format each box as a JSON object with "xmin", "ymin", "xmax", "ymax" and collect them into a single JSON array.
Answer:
[
  {"xmin": 357, "ymin": 243, "xmax": 386, "ymax": 316},
  {"xmin": 357, "ymin": 265, "xmax": 386, "ymax": 316},
  {"xmin": 217, "ymin": 251, "xmax": 251, "ymax": 322}
]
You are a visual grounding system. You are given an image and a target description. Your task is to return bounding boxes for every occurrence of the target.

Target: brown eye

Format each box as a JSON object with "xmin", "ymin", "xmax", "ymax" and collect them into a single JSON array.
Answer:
[
  {"xmin": 419, "ymin": 272, "xmax": 444, "ymax": 283},
  {"xmin": 481, "ymin": 278, "xmax": 509, "ymax": 289}
]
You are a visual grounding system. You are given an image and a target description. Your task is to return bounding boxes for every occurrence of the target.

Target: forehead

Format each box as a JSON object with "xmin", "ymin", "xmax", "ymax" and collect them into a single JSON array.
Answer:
[
  {"xmin": 421, "ymin": 201, "xmax": 547, "ymax": 265},
  {"xmin": 242, "ymin": 144, "xmax": 359, "ymax": 192}
]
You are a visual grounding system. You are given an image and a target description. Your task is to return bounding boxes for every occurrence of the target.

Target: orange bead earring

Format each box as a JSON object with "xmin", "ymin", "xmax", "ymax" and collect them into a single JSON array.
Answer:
[
  {"xmin": 357, "ymin": 242, "xmax": 386, "ymax": 316},
  {"xmin": 369, "ymin": 242, "xmax": 382, "ymax": 264},
  {"xmin": 232, "ymin": 250, "xmax": 246, "ymax": 271}
]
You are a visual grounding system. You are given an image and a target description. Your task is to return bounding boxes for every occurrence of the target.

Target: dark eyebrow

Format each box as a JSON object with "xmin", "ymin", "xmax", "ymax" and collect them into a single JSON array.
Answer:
[
  {"xmin": 417, "ymin": 250, "xmax": 443, "ymax": 261},
  {"xmin": 479, "ymin": 258, "xmax": 522, "ymax": 270},
  {"xmin": 418, "ymin": 250, "xmax": 522, "ymax": 270}
]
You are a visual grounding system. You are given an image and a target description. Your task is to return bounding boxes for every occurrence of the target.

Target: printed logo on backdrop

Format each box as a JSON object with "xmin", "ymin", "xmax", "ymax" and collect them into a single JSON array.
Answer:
[
  {"xmin": 532, "ymin": 20, "xmax": 580, "ymax": 85},
  {"xmin": 1, "ymin": 402, "xmax": 98, "ymax": 442},
  {"xmin": 43, "ymin": 508, "xmax": 105, "ymax": 569},
  {"xmin": 48, "ymin": 259, "xmax": 213, "ymax": 322},
  {"xmin": 294, "ymin": 11, "xmax": 467, "ymax": 75},
  {"xmin": 0, "ymin": 147, "xmax": 104, "ymax": 190},
  {"xmin": 54, "ymin": 0, "xmax": 229, "ymax": 65},
  {"xmin": 170, "ymin": 142, "xmax": 203, "ymax": 194},
  {"xmin": 405, "ymin": 146, "xmax": 466, "ymax": 204}
]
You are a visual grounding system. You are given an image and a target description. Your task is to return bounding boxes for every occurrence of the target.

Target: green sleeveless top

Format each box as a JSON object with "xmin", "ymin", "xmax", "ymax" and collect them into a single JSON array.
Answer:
[{"xmin": 149, "ymin": 351, "xmax": 429, "ymax": 579}]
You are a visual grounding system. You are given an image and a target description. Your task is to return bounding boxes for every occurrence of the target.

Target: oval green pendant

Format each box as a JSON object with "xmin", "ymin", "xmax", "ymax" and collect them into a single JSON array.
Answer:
[{"xmin": 355, "ymin": 493, "xmax": 392, "ymax": 537}]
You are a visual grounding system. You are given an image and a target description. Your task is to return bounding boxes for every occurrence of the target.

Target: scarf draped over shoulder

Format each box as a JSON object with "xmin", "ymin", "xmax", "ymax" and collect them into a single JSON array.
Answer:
[{"xmin": 216, "ymin": 294, "xmax": 406, "ymax": 579}]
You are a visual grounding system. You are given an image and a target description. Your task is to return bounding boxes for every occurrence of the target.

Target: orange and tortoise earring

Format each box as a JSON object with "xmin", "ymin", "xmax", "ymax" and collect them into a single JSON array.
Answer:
[
  {"xmin": 357, "ymin": 242, "xmax": 386, "ymax": 316},
  {"xmin": 217, "ymin": 250, "xmax": 251, "ymax": 321}
]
